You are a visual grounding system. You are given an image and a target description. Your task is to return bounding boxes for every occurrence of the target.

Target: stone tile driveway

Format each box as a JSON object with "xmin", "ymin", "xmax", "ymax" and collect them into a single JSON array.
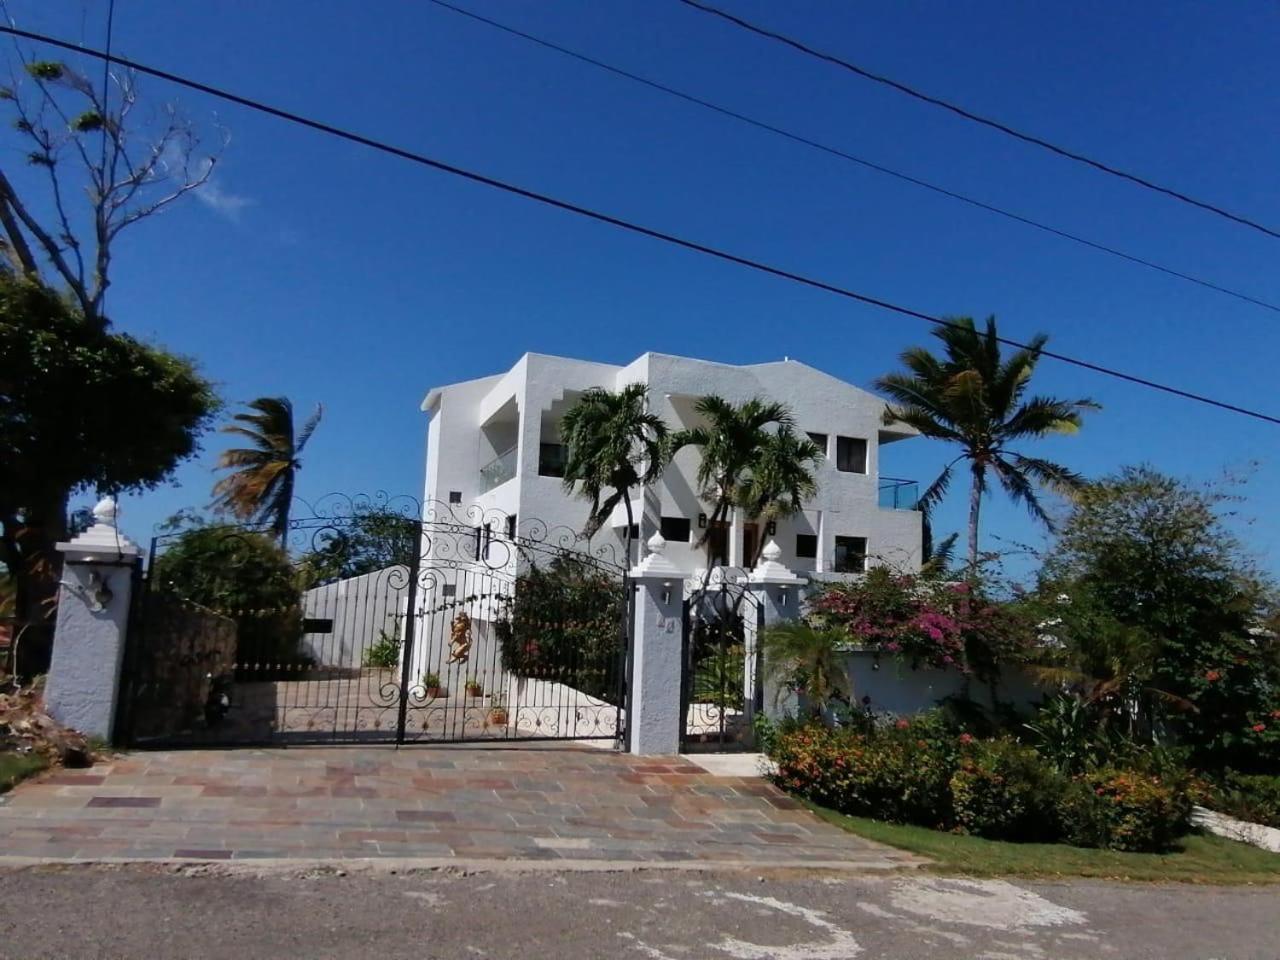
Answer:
[{"xmin": 0, "ymin": 745, "xmax": 912, "ymax": 868}]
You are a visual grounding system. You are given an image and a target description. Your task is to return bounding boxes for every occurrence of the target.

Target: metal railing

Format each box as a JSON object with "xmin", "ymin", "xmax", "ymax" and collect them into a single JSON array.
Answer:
[
  {"xmin": 479, "ymin": 445, "xmax": 518, "ymax": 493},
  {"xmin": 878, "ymin": 477, "xmax": 919, "ymax": 511}
]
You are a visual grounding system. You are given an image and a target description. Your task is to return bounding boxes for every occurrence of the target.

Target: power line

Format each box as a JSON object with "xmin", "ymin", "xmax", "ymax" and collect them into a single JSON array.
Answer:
[
  {"xmin": 676, "ymin": 0, "xmax": 1280, "ymax": 243},
  {"xmin": 4, "ymin": 25, "xmax": 1278, "ymax": 427},
  {"xmin": 424, "ymin": 0, "xmax": 1280, "ymax": 315}
]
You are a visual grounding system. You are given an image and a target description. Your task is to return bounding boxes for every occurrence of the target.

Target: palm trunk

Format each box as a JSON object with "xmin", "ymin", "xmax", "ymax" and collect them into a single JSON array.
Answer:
[
  {"xmin": 622, "ymin": 488, "xmax": 635, "ymax": 567},
  {"xmin": 966, "ymin": 463, "xmax": 983, "ymax": 575}
]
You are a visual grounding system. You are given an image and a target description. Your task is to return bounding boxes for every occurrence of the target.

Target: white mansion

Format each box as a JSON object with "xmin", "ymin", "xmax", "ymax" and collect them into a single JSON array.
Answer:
[{"xmin": 420, "ymin": 352, "xmax": 923, "ymax": 577}]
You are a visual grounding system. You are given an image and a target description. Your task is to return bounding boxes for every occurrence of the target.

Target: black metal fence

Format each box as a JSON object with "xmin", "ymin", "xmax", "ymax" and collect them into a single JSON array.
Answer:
[
  {"xmin": 118, "ymin": 496, "xmax": 631, "ymax": 747},
  {"xmin": 679, "ymin": 579, "xmax": 764, "ymax": 752}
]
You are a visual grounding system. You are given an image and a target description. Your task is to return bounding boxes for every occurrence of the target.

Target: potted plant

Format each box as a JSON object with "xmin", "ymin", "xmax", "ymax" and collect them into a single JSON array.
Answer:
[
  {"xmin": 465, "ymin": 678, "xmax": 484, "ymax": 698},
  {"xmin": 423, "ymin": 672, "xmax": 444, "ymax": 699},
  {"xmin": 488, "ymin": 692, "xmax": 508, "ymax": 727}
]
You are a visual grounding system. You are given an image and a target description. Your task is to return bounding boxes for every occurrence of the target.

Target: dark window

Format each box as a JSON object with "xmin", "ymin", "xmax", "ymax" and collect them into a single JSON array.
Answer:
[
  {"xmin": 833, "ymin": 535, "xmax": 868, "ymax": 573},
  {"xmin": 806, "ymin": 432, "xmax": 828, "ymax": 456},
  {"xmin": 538, "ymin": 442, "xmax": 567, "ymax": 478},
  {"xmin": 302, "ymin": 618, "xmax": 333, "ymax": 634},
  {"xmin": 505, "ymin": 514, "xmax": 517, "ymax": 539},
  {"xmin": 707, "ymin": 520, "xmax": 730, "ymax": 566},
  {"xmin": 795, "ymin": 534, "xmax": 818, "ymax": 559},
  {"xmin": 660, "ymin": 516, "xmax": 691, "ymax": 543},
  {"xmin": 836, "ymin": 436, "xmax": 868, "ymax": 473},
  {"xmin": 628, "ymin": 524, "xmax": 640, "ymax": 540},
  {"xmin": 448, "ymin": 490, "xmax": 462, "ymax": 504},
  {"xmin": 442, "ymin": 583, "xmax": 457, "ymax": 597}
]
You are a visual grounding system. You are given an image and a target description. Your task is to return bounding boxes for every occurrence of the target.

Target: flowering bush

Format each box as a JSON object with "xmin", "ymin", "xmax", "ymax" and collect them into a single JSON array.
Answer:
[
  {"xmin": 1057, "ymin": 768, "xmax": 1191, "ymax": 852},
  {"xmin": 806, "ymin": 568, "xmax": 1030, "ymax": 677},
  {"xmin": 950, "ymin": 739, "xmax": 1063, "ymax": 842},
  {"xmin": 771, "ymin": 721, "xmax": 953, "ymax": 827}
]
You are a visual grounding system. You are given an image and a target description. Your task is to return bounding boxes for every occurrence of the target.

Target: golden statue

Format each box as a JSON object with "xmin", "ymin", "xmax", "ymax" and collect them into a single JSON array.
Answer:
[{"xmin": 447, "ymin": 611, "xmax": 472, "ymax": 664}]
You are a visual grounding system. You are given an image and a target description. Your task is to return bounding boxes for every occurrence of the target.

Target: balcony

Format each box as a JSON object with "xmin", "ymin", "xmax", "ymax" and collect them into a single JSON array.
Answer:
[
  {"xmin": 479, "ymin": 445, "xmax": 518, "ymax": 493},
  {"xmin": 878, "ymin": 477, "xmax": 919, "ymax": 511}
]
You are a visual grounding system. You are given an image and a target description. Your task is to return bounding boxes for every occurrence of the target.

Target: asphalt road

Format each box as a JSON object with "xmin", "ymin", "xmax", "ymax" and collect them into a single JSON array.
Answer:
[{"xmin": 0, "ymin": 864, "xmax": 1277, "ymax": 960}]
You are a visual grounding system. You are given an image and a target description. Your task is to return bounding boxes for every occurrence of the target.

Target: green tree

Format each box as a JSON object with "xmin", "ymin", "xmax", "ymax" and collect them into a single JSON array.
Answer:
[
  {"xmin": 1036, "ymin": 466, "xmax": 1280, "ymax": 770},
  {"xmin": 151, "ymin": 522, "xmax": 304, "ymax": 668},
  {"xmin": 672, "ymin": 396, "xmax": 817, "ymax": 569},
  {"xmin": 0, "ymin": 276, "xmax": 218, "ymax": 636},
  {"xmin": 212, "ymin": 397, "xmax": 322, "ymax": 543},
  {"xmin": 298, "ymin": 506, "xmax": 420, "ymax": 587},
  {"xmin": 875, "ymin": 316, "xmax": 1097, "ymax": 572},
  {"xmin": 559, "ymin": 384, "xmax": 667, "ymax": 559},
  {"xmin": 736, "ymin": 426, "xmax": 822, "ymax": 566}
]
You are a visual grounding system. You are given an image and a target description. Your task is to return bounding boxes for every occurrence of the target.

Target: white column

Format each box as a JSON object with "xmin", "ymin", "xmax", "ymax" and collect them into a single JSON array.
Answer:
[
  {"xmin": 628, "ymin": 533, "xmax": 685, "ymax": 755},
  {"xmin": 742, "ymin": 539, "xmax": 805, "ymax": 721},
  {"xmin": 44, "ymin": 498, "xmax": 142, "ymax": 741}
]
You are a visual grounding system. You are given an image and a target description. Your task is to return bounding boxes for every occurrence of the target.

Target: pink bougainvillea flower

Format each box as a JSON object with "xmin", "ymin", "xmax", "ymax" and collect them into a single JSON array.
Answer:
[
  {"xmin": 1253, "ymin": 723, "xmax": 1267, "ymax": 733},
  {"xmin": 1204, "ymin": 670, "xmax": 1222, "ymax": 683},
  {"xmin": 895, "ymin": 718, "xmax": 910, "ymax": 730}
]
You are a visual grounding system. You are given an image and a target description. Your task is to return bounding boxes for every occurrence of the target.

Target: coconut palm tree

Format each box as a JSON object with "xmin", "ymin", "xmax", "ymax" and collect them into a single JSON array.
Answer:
[
  {"xmin": 670, "ymin": 396, "xmax": 794, "ymax": 570},
  {"xmin": 875, "ymin": 316, "xmax": 1098, "ymax": 573},
  {"xmin": 736, "ymin": 425, "xmax": 822, "ymax": 567},
  {"xmin": 559, "ymin": 384, "xmax": 668, "ymax": 561},
  {"xmin": 212, "ymin": 397, "xmax": 322, "ymax": 543}
]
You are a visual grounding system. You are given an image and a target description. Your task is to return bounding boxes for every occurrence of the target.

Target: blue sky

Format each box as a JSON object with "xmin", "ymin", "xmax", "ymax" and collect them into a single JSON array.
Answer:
[{"xmin": 9, "ymin": 1, "xmax": 1279, "ymax": 574}]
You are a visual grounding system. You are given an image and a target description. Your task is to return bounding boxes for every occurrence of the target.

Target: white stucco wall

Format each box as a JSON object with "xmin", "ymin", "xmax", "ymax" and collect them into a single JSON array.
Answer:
[
  {"xmin": 418, "ymin": 352, "xmax": 923, "ymax": 577},
  {"xmin": 300, "ymin": 566, "xmax": 409, "ymax": 670}
]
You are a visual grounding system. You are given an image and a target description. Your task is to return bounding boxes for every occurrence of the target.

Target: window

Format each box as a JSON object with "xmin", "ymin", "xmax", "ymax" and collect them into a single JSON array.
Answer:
[
  {"xmin": 836, "ymin": 436, "xmax": 868, "ymax": 474},
  {"xmin": 448, "ymin": 490, "xmax": 462, "ymax": 504},
  {"xmin": 806, "ymin": 432, "xmax": 828, "ymax": 456},
  {"xmin": 795, "ymin": 534, "xmax": 817, "ymax": 559},
  {"xmin": 833, "ymin": 536, "xmax": 868, "ymax": 573},
  {"xmin": 505, "ymin": 514, "xmax": 517, "ymax": 539},
  {"xmin": 538, "ymin": 442, "xmax": 567, "ymax": 478},
  {"xmin": 660, "ymin": 516, "xmax": 691, "ymax": 543},
  {"xmin": 628, "ymin": 524, "xmax": 640, "ymax": 540},
  {"xmin": 302, "ymin": 618, "xmax": 333, "ymax": 634}
]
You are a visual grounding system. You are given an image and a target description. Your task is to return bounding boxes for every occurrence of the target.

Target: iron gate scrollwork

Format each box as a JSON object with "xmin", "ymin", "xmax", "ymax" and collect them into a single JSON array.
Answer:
[
  {"xmin": 679, "ymin": 576, "xmax": 763, "ymax": 752},
  {"xmin": 117, "ymin": 494, "xmax": 631, "ymax": 747}
]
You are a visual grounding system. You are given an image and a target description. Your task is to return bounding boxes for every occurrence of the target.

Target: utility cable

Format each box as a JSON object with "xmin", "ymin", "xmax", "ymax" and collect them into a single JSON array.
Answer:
[
  {"xmin": 676, "ymin": 0, "xmax": 1280, "ymax": 242},
  {"xmin": 4, "ymin": 25, "xmax": 1277, "ymax": 426},
  {"xmin": 425, "ymin": 0, "xmax": 1280, "ymax": 314}
]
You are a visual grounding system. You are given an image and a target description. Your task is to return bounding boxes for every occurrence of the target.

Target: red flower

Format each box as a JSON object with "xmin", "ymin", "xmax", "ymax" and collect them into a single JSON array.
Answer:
[
  {"xmin": 958, "ymin": 733, "xmax": 974, "ymax": 745},
  {"xmin": 1253, "ymin": 723, "xmax": 1267, "ymax": 733},
  {"xmin": 895, "ymin": 718, "xmax": 910, "ymax": 730},
  {"xmin": 1204, "ymin": 670, "xmax": 1222, "ymax": 683}
]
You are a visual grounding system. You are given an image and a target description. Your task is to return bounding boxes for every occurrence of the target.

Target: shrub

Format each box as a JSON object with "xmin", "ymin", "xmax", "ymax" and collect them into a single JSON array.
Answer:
[
  {"xmin": 772, "ymin": 722, "xmax": 954, "ymax": 827},
  {"xmin": 1209, "ymin": 772, "xmax": 1280, "ymax": 829},
  {"xmin": 363, "ymin": 630, "xmax": 401, "ymax": 669},
  {"xmin": 950, "ymin": 739, "xmax": 1063, "ymax": 842},
  {"xmin": 1057, "ymin": 768, "xmax": 1191, "ymax": 852}
]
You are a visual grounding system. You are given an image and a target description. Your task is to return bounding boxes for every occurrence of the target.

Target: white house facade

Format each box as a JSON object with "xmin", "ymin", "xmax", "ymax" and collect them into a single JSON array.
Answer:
[{"xmin": 419, "ymin": 352, "xmax": 923, "ymax": 578}]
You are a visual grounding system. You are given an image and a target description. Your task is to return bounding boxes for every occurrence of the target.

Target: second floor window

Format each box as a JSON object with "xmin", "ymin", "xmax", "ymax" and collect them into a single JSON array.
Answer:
[
  {"xmin": 538, "ymin": 442, "xmax": 567, "ymax": 478},
  {"xmin": 806, "ymin": 432, "xmax": 828, "ymax": 457},
  {"xmin": 836, "ymin": 436, "xmax": 867, "ymax": 474}
]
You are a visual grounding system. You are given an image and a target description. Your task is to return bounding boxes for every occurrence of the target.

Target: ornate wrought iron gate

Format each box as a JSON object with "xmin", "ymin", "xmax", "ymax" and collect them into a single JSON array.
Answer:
[
  {"xmin": 117, "ymin": 497, "xmax": 630, "ymax": 747},
  {"xmin": 679, "ymin": 579, "xmax": 763, "ymax": 752}
]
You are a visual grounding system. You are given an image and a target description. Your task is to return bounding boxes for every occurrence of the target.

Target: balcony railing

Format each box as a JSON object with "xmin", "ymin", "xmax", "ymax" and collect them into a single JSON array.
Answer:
[
  {"xmin": 878, "ymin": 477, "xmax": 919, "ymax": 511},
  {"xmin": 479, "ymin": 445, "xmax": 518, "ymax": 493}
]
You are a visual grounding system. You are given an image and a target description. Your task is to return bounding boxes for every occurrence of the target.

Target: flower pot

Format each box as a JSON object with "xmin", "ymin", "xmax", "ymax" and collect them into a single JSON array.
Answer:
[{"xmin": 425, "ymin": 686, "xmax": 444, "ymax": 699}]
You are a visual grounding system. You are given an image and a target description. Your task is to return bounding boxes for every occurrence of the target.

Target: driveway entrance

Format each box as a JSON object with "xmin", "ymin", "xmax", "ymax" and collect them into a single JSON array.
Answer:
[{"xmin": 0, "ymin": 745, "xmax": 911, "ymax": 867}]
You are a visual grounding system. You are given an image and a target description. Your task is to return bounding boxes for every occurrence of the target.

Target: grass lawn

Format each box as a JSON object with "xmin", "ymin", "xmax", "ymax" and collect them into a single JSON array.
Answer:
[
  {"xmin": 802, "ymin": 799, "xmax": 1280, "ymax": 884},
  {"xmin": 0, "ymin": 751, "xmax": 48, "ymax": 794}
]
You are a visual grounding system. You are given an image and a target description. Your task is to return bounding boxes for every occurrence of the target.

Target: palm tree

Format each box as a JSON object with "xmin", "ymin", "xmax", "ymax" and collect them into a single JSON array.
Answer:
[
  {"xmin": 212, "ymin": 396, "xmax": 322, "ymax": 543},
  {"xmin": 559, "ymin": 384, "xmax": 668, "ymax": 561},
  {"xmin": 875, "ymin": 316, "xmax": 1098, "ymax": 573},
  {"xmin": 670, "ymin": 396, "xmax": 793, "ymax": 570},
  {"xmin": 760, "ymin": 620, "xmax": 851, "ymax": 721},
  {"xmin": 736, "ymin": 425, "xmax": 822, "ymax": 567}
]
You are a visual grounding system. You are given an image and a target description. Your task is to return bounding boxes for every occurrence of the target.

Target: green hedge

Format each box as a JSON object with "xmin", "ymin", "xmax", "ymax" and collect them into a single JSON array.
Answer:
[
  {"xmin": 1209, "ymin": 772, "xmax": 1280, "ymax": 830},
  {"xmin": 771, "ymin": 720, "xmax": 1191, "ymax": 852}
]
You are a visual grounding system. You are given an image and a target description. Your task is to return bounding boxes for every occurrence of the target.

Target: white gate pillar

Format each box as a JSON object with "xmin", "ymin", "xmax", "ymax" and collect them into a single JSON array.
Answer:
[
  {"xmin": 741, "ymin": 539, "xmax": 805, "ymax": 720},
  {"xmin": 44, "ymin": 498, "xmax": 141, "ymax": 742},
  {"xmin": 627, "ymin": 533, "xmax": 685, "ymax": 756}
]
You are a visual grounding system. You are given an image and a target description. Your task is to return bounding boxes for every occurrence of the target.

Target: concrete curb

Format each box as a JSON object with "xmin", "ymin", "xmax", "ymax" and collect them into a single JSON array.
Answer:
[{"xmin": 0, "ymin": 854, "xmax": 927, "ymax": 876}]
